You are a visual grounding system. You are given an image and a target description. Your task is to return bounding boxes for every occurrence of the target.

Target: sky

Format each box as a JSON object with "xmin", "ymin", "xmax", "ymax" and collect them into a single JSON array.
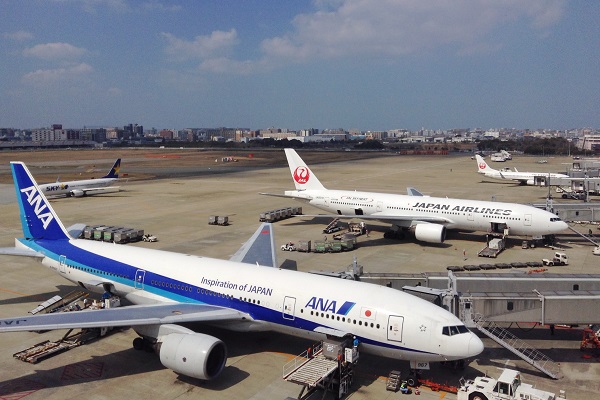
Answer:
[{"xmin": 1, "ymin": 0, "xmax": 599, "ymax": 132}]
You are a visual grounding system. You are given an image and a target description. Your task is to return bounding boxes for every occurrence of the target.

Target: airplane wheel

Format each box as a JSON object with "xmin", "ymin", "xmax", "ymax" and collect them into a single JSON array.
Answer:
[
  {"xmin": 133, "ymin": 337, "xmax": 144, "ymax": 350},
  {"xmin": 469, "ymin": 392, "xmax": 488, "ymax": 400}
]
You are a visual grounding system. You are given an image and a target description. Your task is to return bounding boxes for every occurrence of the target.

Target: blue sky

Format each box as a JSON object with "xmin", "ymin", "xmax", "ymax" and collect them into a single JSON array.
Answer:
[{"xmin": 1, "ymin": 0, "xmax": 598, "ymax": 131}]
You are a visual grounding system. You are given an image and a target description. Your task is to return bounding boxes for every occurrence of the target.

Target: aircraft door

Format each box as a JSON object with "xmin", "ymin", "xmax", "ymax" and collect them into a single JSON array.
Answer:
[
  {"xmin": 59, "ymin": 255, "xmax": 67, "ymax": 273},
  {"xmin": 283, "ymin": 296, "xmax": 296, "ymax": 320},
  {"xmin": 387, "ymin": 315, "xmax": 404, "ymax": 342},
  {"xmin": 524, "ymin": 214, "xmax": 532, "ymax": 226},
  {"xmin": 134, "ymin": 269, "xmax": 146, "ymax": 290},
  {"xmin": 377, "ymin": 201, "xmax": 383, "ymax": 212}
]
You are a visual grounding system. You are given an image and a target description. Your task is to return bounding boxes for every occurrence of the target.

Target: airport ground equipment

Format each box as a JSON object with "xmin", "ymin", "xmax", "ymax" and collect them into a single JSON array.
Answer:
[
  {"xmin": 283, "ymin": 337, "xmax": 358, "ymax": 400},
  {"xmin": 297, "ymin": 240, "xmax": 311, "ymax": 252},
  {"xmin": 15, "ymin": 294, "xmax": 121, "ymax": 364},
  {"xmin": 478, "ymin": 235, "xmax": 505, "ymax": 258},
  {"xmin": 457, "ymin": 368, "xmax": 566, "ymax": 400},
  {"xmin": 542, "ymin": 252, "xmax": 569, "ymax": 266},
  {"xmin": 471, "ymin": 314, "xmax": 562, "ymax": 379},
  {"xmin": 281, "ymin": 242, "xmax": 296, "ymax": 251},
  {"xmin": 142, "ymin": 234, "xmax": 158, "ymax": 242},
  {"xmin": 208, "ymin": 215, "xmax": 229, "ymax": 226},
  {"xmin": 323, "ymin": 218, "xmax": 343, "ymax": 234},
  {"xmin": 386, "ymin": 370, "xmax": 401, "ymax": 392},
  {"xmin": 259, "ymin": 206, "xmax": 302, "ymax": 223},
  {"xmin": 82, "ymin": 225, "xmax": 144, "ymax": 243},
  {"xmin": 332, "ymin": 222, "xmax": 366, "ymax": 240},
  {"xmin": 580, "ymin": 326, "xmax": 600, "ymax": 351}
]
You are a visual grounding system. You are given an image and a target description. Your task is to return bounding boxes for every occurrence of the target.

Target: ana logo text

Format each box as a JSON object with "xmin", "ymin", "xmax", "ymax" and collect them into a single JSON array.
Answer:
[
  {"xmin": 305, "ymin": 297, "xmax": 355, "ymax": 315},
  {"xmin": 20, "ymin": 185, "xmax": 54, "ymax": 229},
  {"xmin": 293, "ymin": 166, "xmax": 310, "ymax": 184}
]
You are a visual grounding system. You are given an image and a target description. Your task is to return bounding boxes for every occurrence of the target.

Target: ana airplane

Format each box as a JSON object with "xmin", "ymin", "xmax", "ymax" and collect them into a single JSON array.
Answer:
[
  {"xmin": 38, "ymin": 158, "xmax": 121, "ymax": 197},
  {"xmin": 0, "ymin": 162, "xmax": 483, "ymax": 381},
  {"xmin": 476, "ymin": 155, "xmax": 569, "ymax": 185},
  {"xmin": 261, "ymin": 149, "xmax": 568, "ymax": 243}
]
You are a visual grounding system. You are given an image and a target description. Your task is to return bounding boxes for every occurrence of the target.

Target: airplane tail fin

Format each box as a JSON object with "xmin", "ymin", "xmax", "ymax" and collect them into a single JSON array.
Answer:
[
  {"xmin": 284, "ymin": 149, "xmax": 326, "ymax": 191},
  {"xmin": 475, "ymin": 154, "xmax": 493, "ymax": 173},
  {"xmin": 102, "ymin": 158, "xmax": 121, "ymax": 179},
  {"xmin": 11, "ymin": 162, "xmax": 71, "ymax": 241}
]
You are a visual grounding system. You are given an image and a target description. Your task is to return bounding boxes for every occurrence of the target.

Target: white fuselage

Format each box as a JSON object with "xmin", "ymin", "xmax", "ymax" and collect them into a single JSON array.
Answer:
[
  {"xmin": 38, "ymin": 178, "xmax": 117, "ymax": 197},
  {"xmin": 284, "ymin": 188, "xmax": 568, "ymax": 236},
  {"xmin": 26, "ymin": 237, "xmax": 483, "ymax": 363},
  {"xmin": 480, "ymin": 169, "xmax": 569, "ymax": 182}
]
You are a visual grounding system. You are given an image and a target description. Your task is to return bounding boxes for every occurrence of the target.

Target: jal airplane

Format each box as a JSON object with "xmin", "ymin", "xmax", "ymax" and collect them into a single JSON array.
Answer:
[
  {"xmin": 38, "ymin": 158, "xmax": 121, "ymax": 197},
  {"xmin": 0, "ymin": 162, "xmax": 483, "ymax": 381},
  {"xmin": 476, "ymin": 155, "xmax": 569, "ymax": 185},
  {"xmin": 261, "ymin": 149, "xmax": 567, "ymax": 243}
]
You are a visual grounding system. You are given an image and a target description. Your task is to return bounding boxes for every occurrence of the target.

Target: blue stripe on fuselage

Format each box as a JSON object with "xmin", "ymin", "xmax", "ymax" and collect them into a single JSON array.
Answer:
[{"xmin": 18, "ymin": 238, "xmax": 433, "ymax": 357}]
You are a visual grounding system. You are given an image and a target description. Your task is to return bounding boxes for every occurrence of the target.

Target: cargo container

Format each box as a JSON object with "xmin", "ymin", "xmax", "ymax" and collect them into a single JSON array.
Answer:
[{"xmin": 297, "ymin": 240, "xmax": 311, "ymax": 252}]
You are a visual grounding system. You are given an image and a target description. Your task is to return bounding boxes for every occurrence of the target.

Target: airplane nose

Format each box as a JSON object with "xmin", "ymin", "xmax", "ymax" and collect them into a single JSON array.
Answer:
[{"xmin": 468, "ymin": 334, "xmax": 484, "ymax": 357}]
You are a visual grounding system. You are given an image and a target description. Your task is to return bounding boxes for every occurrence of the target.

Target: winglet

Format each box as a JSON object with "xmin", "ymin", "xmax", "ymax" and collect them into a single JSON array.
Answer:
[
  {"xmin": 10, "ymin": 162, "xmax": 70, "ymax": 241},
  {"xmin": 102, "ymin": 158, "xmax": 121, "ymax": 179},
  {"xmin": 284, "ymin": 149, "xmax": 326, "ymax": 191},
  {"xmin": 229, "ymin": 223, "xmax": 277, "ymax": 268}
]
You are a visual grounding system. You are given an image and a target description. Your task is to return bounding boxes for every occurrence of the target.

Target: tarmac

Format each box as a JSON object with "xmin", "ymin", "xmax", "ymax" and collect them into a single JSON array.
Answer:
[{"xmin": 0, "ymin": 150, "xmax": 599, "ymax": 400}]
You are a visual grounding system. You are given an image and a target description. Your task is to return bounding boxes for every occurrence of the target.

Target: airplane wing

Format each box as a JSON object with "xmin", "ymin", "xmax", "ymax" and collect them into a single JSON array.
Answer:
[
  {"xmin": 0, "ymin": 246, "xmax": 44, "ymax": 258},
  {"xmin": 79, "ymin": 186, "xmax": 121, "ymax": 195},
  {"xmin": 229, "ymin": 222, "xmax": 277, "ymax": 268},
  {"xmin": 295, "ymin": 213, "xmax": 452, "ymax": 225},
  {"xmin": 259, "ymin": 192, "xmax": 300, "ymax": 199},
  {"xmin": 0, "ymin": 303, "xmax": 246, "ymax": 333}
]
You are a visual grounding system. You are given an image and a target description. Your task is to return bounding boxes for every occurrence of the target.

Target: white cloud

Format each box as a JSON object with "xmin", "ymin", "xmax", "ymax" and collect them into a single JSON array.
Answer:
[
  {"xmin": 22, "ymin": 63, "xmax": 94, "ymax": 85},
  {"xmin": 3, "ymin": 30, "xmax": 34, "ymax": 41},
  {"xmin": 260, "ymin": 0, "xmax": 566, "ymax": 62},
  {"xmin": 162, "ymin": 29, "xmax": 239, "ymax": 61},
  {"xmin": 23, "ymin": 42, "xmax": 87, "ymax": 60}
]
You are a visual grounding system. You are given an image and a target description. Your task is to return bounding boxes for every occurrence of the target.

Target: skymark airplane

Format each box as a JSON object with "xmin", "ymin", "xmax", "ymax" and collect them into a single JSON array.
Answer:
[
  {"xmin": 38, "ymin": 158, "xmax": 121, "ymax": 197},
  {"xmin": 261, "ymin": 149, "xmax": 568, "ymax": 243},
  {"xmin": 475, "ymin": 155, "xmax": 569, "ymax": 185},
  {"xmin": 0, "ymin": 162, "xmax": 483, "ymax": 381}
]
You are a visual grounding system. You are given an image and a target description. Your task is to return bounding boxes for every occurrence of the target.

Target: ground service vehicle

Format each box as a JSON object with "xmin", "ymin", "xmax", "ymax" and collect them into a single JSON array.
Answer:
[
  {"xmin": 457, "ymin": 368, "xmax": 564, "ymax": 400},
  {"xmin": 542, "ymin": 252, "xmax": 569, "ymax": 266}
]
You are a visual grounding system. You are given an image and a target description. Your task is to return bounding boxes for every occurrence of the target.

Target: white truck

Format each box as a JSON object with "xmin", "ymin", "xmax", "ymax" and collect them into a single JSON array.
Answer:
[
  {"xmin": 542, "ymin": 252, "xmax": 569, "ymax": 266},
  {"xmin": 457, "ymin": 368, "xmax": 565, "ymax": 400}
]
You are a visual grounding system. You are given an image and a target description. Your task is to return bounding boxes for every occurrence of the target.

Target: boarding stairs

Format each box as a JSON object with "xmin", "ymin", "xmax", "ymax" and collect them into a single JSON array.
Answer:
[
  {"xmin": 283, "ymin": 342, "xmax": 339, "ymax": 389},
  {"xmin": 473, "ymin": 314, "xmax": 562, "ymax": 379}
]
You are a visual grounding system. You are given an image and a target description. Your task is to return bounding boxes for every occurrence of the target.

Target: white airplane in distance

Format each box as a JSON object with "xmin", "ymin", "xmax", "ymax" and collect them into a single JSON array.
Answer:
[
  {"xmin": 261, "ymin": 149, "xmax": 568, "ymax": 243},
  {"xmin": 38, "ymin": 158, "xmax": 121, "ymax": 197},
  {"xmin": 475, "ymin": 155, "xmax": 569, "ymax": 185},
  {"xmin": 0, "ymin": 162, "xmax": 484, "ymax": 381}
]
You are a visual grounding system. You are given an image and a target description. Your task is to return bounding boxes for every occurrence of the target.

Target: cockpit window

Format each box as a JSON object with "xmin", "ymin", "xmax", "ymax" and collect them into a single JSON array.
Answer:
[
  {"xmin": 442, "ymin": 324, "xmax": 469, "ymax": 336},
  {"xmin": 550, "ymin": 217, "xmax": 562, "ymax": 222}
]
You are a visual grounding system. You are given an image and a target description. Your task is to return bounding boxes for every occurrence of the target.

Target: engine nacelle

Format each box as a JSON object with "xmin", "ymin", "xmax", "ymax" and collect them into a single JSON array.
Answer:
[
  {"xmin": 413, "ymin": 223, "xmax": 446, "ymax": 243},
  {"xmin": 159, "ymin": 333, "xmax": 227, "ymax": 380},
  {"xmin": 70, "ymin": 189, "xmax": 85, "ymax": 197},
  {"xmin": 526, "ymin": 179, "xmax": 535, "ymax": 186}
]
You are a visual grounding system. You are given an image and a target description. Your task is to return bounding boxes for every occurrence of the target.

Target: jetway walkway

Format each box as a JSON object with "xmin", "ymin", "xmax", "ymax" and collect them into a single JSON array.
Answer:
[{"xmin": 473, "ymin": 314, "xmax": 562, "ymax": 380}]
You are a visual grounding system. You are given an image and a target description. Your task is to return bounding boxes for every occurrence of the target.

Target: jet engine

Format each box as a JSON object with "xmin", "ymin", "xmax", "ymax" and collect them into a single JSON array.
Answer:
[
  {"xmin": 526, "ymin": 179, "xmax": 535, "ymax": 186},
  {"xmin": 413, "ymin": 224, "xmax": 446, "ymax": 243},
  {"xmin": 158, "ymin": 333, "xmax": 227, "ymax": 380},
  {"xmin": 69, "ymin": 189, "xmax": 85, "ymax": 197}
]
